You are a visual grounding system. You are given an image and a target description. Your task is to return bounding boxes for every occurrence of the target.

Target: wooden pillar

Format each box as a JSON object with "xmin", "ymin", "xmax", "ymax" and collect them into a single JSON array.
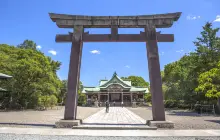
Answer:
[
  {"xmin": 64, "ymin": 26, "xmax": 83, "ymax": 120},
  {"xmin": 98, "ymin": 93, "xmax": 100, "ymax": 102},
  {"xmin": 121, "ymin": 92, "xmax": 123, "ymax": 102},
  {"xmin": 130, "ymin": 93, "xmax": 133, "ymax": 102},
  {"xmin": 145, "ymin": 25, "xmax": 165, "ymax": 121},
  {"xmin": 108, "ymin": 92, "xmax": 109, "ymax": 102}
]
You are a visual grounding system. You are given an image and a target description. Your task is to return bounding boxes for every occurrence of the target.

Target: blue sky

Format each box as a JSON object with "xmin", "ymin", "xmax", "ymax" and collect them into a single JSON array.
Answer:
[{"xmin": 1, "ymin": 0, "xmax": 220, "ymax": 86}]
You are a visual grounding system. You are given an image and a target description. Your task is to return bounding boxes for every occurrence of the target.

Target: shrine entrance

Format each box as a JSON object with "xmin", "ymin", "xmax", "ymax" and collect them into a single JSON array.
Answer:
[
  {"xmin": 49, "ymin": 12, "xmax": 181, "ymax": 128},
  {"xmin": 109, "ymin": 93, "xmax": 121, "ymax": 102}
]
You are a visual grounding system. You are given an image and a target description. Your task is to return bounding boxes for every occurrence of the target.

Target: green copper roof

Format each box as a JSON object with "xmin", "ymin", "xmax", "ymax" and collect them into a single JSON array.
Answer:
[
  {"xmin": 0, "ymin": 73, "xmax": 12, "ymax": 79},
  {"xmin": 99, "ymin": 72, "xmax": 131, "ymax": 88},
  {"xmin": 82, "ymin": 72, "xmax": 149, "ymax": 94},
  {"xmin": 99, "ymin": 80, "xmax": 108, "ymax": 86}
]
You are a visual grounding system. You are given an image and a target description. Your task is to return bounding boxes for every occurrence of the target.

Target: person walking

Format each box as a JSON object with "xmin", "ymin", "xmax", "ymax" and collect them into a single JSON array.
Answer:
[
  {"xmin": 121, "ymin": 101, "xmax": 124, "ymax": 108},
  {"xmin": 105, "ymin": 101, "xmax": 110, "ymax": 113}
]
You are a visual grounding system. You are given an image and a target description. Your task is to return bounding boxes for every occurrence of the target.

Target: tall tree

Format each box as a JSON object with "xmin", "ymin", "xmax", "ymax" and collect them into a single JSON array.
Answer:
[
  {"xmin": 17, "ymin": 40, "xmax": 37, "ymax": 50},
  {"xmin": 121, "ymin": 76, "xmax": 149, "ymax": 87},
  {"xmin": 0, "ymin": 42, "xmax": 62, "ymax": 109}
]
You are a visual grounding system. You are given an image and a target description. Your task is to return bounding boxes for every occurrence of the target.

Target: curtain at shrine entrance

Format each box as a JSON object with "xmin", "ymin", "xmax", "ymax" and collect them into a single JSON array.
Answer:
[{"xmin": 110, "ymin": 93, "xmax": 121, "ymax": 102}]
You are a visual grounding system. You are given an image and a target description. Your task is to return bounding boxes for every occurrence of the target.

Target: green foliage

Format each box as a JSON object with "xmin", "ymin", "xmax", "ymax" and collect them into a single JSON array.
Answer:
[
  {"xmin": 164, "ymin": 99, "xmax": 178, "ymax": 108},
  {"xmin": 163, "ymin": 22, "xmax": 220, "ymax": 108},
  {"xmin": 78, "ymin": 91, "xmax": 86, "ymax": 106},
  {"xmin": 77, "ymin": 81, "xmax": 86, "ymax": 106},
  {"xmin": 144, "ymin": 93, "xmax": 151, "ymax": 102},
  {"xmin": 49, "ymin": 95, "xmax": 58, "ymax": 107},
  {"xmin": 17, "ymin": 40, "xmax": 37, "ymax": 50},
  {"xmin": 0, "ymin": 41, "xmax": 62, "ymax": 109},
  {"xmin": 196, "ymin": 63, "xmax": 220, "ymax": 98},
  {"xmin": 121, "ymin": 76, "xmax": 149, "ymax": 87},
  {"xmin": 58, "ymin": 80, "xmax": 67, "ymax": 104}
]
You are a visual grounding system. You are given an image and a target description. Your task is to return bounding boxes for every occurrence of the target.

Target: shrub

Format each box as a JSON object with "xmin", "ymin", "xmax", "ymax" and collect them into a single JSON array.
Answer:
[
  {"xmin": 37, "ymin": 95, "xmax": 58, "ymax": 109},
  {"xmin": 144, "ymin": 93, "xmax": 151, "ymax": 102},
  {"xmin": 164, "ymin": 99, "xmax": 191, "ymax": 109},
  {"xmin": 164, "ymin": 99, "xmax": 178, "ymax": 108},
  {"xmin": 49, "ymin": 95, "xmax": 58, "ymax": 108},
  {"xmin": 78, "ymin": 92, "xmax": 86, "ymax": 106}
]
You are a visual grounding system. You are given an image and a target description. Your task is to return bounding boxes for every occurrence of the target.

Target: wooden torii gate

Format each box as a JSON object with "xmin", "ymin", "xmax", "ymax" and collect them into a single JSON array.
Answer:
[{"xmin": 49, "ymin": 12, "xmax": 181, "ymax": 128}]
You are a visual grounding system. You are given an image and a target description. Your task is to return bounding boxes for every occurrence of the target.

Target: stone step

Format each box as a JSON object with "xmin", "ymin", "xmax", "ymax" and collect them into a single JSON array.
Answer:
[{"xmin": 72, "ymin": 124, "xmax": 157, "ymax": 130}]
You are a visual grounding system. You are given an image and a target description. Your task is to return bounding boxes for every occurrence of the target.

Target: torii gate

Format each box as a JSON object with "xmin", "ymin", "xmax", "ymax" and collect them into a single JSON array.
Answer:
[{"xmin": 49, "ymin": 12, "xmax": 181, "ymax": 128}]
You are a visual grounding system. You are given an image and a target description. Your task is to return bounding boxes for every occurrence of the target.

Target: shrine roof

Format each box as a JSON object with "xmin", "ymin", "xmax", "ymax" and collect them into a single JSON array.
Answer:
[
  {"xmin": 82, "ymin": 72, "xmax": 149, "ymax": 94},
  {"xmin": 99, "ymin": 72, "xmax": 131, "ymax": 88}
]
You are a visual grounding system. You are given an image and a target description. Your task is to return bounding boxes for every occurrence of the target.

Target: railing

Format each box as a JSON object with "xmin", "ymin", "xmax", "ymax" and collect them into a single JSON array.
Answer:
[{"xmin": 193, "ymin": 104, "xmax": 216, "ymax": 115}]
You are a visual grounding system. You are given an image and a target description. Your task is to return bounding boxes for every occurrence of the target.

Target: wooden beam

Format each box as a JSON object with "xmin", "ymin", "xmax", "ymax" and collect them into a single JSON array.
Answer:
[
  {"xmin": 55, "ymin": 33, "xmax": 174, "ymax": 42},
  {"xmin": 111, "ymin": 26, "xmax": 118, "ymax": 40}
]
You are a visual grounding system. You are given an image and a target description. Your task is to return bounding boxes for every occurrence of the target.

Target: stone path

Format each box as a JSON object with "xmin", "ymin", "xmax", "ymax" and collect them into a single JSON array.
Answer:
[{"xmin": 83, "ymin": 107, "xmax": 146, "ymax": 124}]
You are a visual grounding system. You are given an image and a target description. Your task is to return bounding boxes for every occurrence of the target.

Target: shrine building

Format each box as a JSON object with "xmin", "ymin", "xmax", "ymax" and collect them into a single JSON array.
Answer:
[{"xmin": 82, "ymin": 72, "xmax": 149, "ymax": 106}]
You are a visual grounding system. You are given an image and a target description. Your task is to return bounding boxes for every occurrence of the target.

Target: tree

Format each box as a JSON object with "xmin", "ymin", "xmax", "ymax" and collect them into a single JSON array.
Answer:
[
  {"xmin": 121, "ymin": 76, "xmax": 149, "ymax": 87},
  {"xmin": 0, "ymin": 41, "xmax": 62, "ymax": 109},
  {"xmin": 77, "ymin": 81, "xmax": 86, "ymax": 106},
  {"xmin": 58, "ymin": 80, "xmax": 67, "ymax": 104},
  {"xmin": 17, "ymin": 40, "xmax": 37, "ymax": 50},
  {"xmin": 162, "ymin": 22, "xmax": 220, "ymax": 108},
  {"xmin": 193, "ymin": 22, "xmax": 220, "ymax": 104}
]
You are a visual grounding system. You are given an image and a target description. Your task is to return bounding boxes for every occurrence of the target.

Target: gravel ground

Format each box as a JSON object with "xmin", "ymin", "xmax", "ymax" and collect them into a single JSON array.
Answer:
[
  {"xmin": 0, "ymin": 106, "xmax": 103, "ymax": 128},
  {"xmin": 0, "ymin": 134, "xmax": 219, "ymax": 140},
  {"xmin": 128, "ymin": 107, "xmax": 220, "ymax": 130},
  {"xmin": 1, "ymin": 106, "xmax": 220, "ymax": 130}
]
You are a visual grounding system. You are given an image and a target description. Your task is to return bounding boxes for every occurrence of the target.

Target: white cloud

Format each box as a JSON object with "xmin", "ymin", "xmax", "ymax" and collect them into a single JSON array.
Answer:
[
  {"xmin": 90, "ymin": 50, "xmax": 100, "ymax": 54},
  {"xmin": 187, "ymin": 15, "xmax": 201, "ymax": 20},
  {"xmin": 125, "ymin": 65, "xmax": 130, "ymax": 68},
  {"xmin": 214, "ymin": 15, "xmax": 220, "ymax": 22},
  {"xmin": 159, "ymin": 52, "xmax": 165, "ymax": 56},
  {"xmin": 48, "ymin": 50, "xmax": 57, "ymax": 55},
  {"xmin": 176, "ymin": 50, "xmax": 184, "ymax": 53},
  {"xmin": 36, "ymin": 45, "xmax": 42, "ymax": 49}
]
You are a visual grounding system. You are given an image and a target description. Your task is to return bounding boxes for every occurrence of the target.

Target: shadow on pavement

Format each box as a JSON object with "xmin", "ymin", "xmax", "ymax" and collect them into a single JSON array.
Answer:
[
  {"xmin": 205, "ymin": 120, "xmax": 220, "ymax": 124},
  {"xmin": 0, "ymin": 122, "xmax": 55, "ymax": 127},
  {"xmin": 166, "ymin": 110, "xmax": 203, "ymax": 117}
]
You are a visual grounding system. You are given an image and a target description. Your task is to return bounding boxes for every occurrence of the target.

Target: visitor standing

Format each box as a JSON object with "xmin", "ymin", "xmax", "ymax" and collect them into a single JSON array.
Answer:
[
  {"xmin": 113, "ymin": 101, "xmax": 115, "ymax": 107},
  {"xmin": 121, "ymin": 101, "xmax": 124, "ymax": 108},
  {"xmin": 105, "ymin": 101, "xmax": 110, "ymax": 113}
]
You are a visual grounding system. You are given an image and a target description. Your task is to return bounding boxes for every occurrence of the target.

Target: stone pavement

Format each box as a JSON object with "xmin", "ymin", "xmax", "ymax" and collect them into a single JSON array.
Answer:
[
  {"xmin": 1, "ymin": 127, "xmax": 220, "ymax": 137},
  {"xmin": 83, "ymin": 107, "xmax": 146, "ymax": 124}
]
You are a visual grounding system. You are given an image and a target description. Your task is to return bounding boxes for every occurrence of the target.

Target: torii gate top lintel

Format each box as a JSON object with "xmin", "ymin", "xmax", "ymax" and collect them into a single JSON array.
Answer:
[{"xmin": 49, "ymin": 12, "xmax": 181, "ymax": 28}]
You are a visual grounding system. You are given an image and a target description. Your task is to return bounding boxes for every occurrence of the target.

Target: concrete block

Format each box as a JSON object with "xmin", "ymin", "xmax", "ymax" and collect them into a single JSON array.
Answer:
[
  {"xmin": 55, "ymin": 119, "xmax": 81, "ymax": 128},
  {"xmin": 146, "ymin": 120, "xmax": 174, "ymax": 129}
]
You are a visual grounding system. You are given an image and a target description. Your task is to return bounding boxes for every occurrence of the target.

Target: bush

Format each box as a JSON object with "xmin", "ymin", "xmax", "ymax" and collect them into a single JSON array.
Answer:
[
  {"xmin": 164, "ymin": 99, "xmax": 178, "ymax": 108},
  {"xmin": 49, "ymin": 95, "xmax": 58, "ymax": 108},
  {"xmin": 78, "ymin": 92, "xmax": 86, "ymax": 106},
  {"xmin": 164, "ymin": 99, "xmax": 191, "ymax": 109},
  {"xmin": 37, "ymin": 95, "xmax": 58, "ymax": 109},
  {"xmin": 144, "ymin": 93, "xmax": 151, "ymax": 102}
]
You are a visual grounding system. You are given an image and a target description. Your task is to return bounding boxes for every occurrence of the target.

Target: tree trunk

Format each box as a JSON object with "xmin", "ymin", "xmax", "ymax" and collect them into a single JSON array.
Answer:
[{"xmin": 217, "ymin": 97, "xmax": 220, "ymax": 114}]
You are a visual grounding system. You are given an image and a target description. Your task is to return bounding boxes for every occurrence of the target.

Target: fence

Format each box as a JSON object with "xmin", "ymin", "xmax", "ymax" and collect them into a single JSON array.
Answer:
[{"xmin": 191, "ymin": 104, "xmax": 216, "ymax": 115}]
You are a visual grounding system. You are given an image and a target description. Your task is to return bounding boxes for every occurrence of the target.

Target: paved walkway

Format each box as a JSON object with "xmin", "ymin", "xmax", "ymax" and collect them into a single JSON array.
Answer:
[
  {"xmin": 83, "ymin": 107, "xmax": 146, "ymax": 124},
  {"xmin": 1, "ymin": 127, "xmax": 220, "ymax": 137}
]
